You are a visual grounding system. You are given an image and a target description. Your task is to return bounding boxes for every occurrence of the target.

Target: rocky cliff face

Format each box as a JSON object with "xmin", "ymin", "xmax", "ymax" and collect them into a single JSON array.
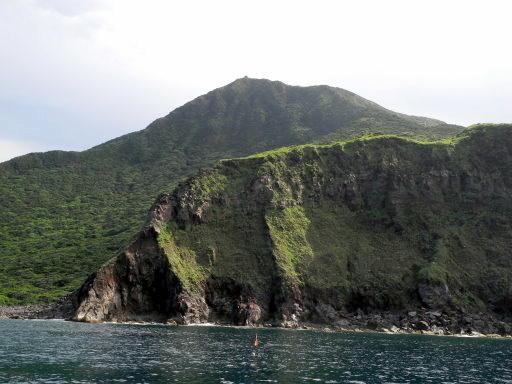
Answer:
[{"xmin": 73, "ymin": 124, "xmax": 512, "ymax": 332}]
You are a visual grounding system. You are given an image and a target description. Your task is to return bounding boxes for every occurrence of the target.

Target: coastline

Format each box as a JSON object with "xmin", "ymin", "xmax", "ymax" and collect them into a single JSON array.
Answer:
[
  {"xmin": 2, "ymin": 316, "xmax": 511, "ymax": 340},
  {"xmin": 179, "ymin": 321, "xmax": 512, "ymax": 339},
  {"xmin": 0, "ymin": 294, "xmax": 75, "ymax": 321},
  {"xmin": 2, "ymin": 300, "xmax": 512, "ymax": 340}
]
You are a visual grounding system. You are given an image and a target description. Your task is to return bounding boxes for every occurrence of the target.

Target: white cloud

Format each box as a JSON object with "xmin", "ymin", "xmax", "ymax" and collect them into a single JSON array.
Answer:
[
  {"xmin": 33, "ymin": 0, "xmax": 103, "ymax": 17},
  {"xmin": 0, "ymin": 0, "xmax": 511, "ymax": 159},
  {"xmin": 0, "ymin": 138, "xmax": 48, "ymax": 163}
]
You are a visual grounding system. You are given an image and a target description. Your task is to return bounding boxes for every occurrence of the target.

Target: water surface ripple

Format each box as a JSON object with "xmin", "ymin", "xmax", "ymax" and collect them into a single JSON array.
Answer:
[{"xmin": 0, "ymin": 319, "xmax": 511, "ymax": 383}]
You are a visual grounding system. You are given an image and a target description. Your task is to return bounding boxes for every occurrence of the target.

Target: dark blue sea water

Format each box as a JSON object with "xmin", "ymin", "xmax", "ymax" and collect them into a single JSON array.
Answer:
[{"xmin": 0, "ymin": 319, "xmax": 511, "ymax": 383}]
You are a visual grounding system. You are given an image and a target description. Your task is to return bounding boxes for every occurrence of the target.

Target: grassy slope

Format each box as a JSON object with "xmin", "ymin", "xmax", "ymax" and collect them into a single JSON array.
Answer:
[
  {"xmin": 0, "ymin": 78, "xmax": 462, "ymax": 305},
  {"xmin": 156, "ymin": 124, "xmax": 512, "ymax": 313}
]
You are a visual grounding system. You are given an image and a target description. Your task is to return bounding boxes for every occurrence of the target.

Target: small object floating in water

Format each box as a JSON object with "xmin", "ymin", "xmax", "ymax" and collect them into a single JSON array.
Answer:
[{"xmin": 253, "ymin": 334, "xmax": 259, "ymax": 346}]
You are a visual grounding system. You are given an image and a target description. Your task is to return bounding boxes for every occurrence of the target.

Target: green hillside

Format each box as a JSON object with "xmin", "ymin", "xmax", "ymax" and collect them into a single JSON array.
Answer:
[
  {"xmin": 0, "ymin": 78, "xmax": 462, "ymax": 305},
  {"xmin": 74, "ymin": 124, "xmax": 512, "ymax": 325}
]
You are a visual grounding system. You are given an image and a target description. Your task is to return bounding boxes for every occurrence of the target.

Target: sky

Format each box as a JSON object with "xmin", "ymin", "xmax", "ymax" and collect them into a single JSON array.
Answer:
[{"xmin": 1, "ymin": 0, "xmax": 511, "ymax": 162}]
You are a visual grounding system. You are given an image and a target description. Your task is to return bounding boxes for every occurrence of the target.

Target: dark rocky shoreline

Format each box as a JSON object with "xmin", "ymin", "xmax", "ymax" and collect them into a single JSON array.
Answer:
[
  {"xmin": 0, "ymin": 294, "xmax": 76, "ymax": 321},
  {"xmin": 300, "ymin": 309, "xmax": 512, "ymax": 337},
  {"xmin": 2, "ymin": 299, "xmax": 511, "ymax": 338}
]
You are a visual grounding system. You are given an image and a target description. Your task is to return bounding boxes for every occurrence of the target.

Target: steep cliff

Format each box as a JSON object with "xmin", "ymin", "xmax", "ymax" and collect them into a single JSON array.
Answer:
[{"xmin": 74, "ymin": 124, "xmax": 512, "ymax": 331}]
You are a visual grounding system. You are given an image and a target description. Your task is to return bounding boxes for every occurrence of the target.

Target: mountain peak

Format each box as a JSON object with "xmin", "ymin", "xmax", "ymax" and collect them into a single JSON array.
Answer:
[{"xmin": 0, "ymin": 79, "xmax": 464, "ymax": 305}]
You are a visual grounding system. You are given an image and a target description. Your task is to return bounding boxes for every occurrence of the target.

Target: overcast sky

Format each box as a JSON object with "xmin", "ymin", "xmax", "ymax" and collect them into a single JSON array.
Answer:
[{"xmin": 1, "ymin": 0, "xmax": 511, "ymax": 162}]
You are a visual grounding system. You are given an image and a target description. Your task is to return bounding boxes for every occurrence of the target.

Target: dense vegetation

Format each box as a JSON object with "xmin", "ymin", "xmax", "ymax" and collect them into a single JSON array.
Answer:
[
  {"xmin": 148, "ymin": 124, "xmax": 512, "ymax": 318},
  {"xmin": 0, "ymin": 78, "xmax": 462, "ymax": 305}
]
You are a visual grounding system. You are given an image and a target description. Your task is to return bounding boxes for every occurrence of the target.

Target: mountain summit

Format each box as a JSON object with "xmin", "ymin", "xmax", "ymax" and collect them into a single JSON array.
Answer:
[{"xmin": 0, "ymin": 78, "xmax": 462, "ymax": 305}]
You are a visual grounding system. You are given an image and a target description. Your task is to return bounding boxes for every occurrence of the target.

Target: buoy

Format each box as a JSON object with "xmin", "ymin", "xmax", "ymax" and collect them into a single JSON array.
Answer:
[{"xmin": 253, "ymin": 334, "xmax": 259, "ymax": 346}]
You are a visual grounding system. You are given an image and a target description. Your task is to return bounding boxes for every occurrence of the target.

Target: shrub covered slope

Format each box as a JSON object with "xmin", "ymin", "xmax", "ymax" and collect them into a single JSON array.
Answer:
[{"xmin": 0, "ymin": 78, "xmax": 462, "ymax": 305}]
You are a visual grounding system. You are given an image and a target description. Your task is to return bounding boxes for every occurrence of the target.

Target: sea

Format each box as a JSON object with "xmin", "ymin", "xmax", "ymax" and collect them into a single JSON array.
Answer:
[{"xmin": 0, "ymin": 319, "xmax": 511, "ymax": 384}]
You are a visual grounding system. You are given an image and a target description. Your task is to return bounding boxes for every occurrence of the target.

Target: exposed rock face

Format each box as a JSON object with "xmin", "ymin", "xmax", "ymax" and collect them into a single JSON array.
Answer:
[
  {"xmin": 73, "ymin": 124, "xmax": 512, "ymax": 329},
  {"xmin": 418, "ymin": 282, "xmax": 451, "ymax": 308},
  {"xmin": 75, "ymin": 229, "xmax": 181, "ymax": 322}
]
